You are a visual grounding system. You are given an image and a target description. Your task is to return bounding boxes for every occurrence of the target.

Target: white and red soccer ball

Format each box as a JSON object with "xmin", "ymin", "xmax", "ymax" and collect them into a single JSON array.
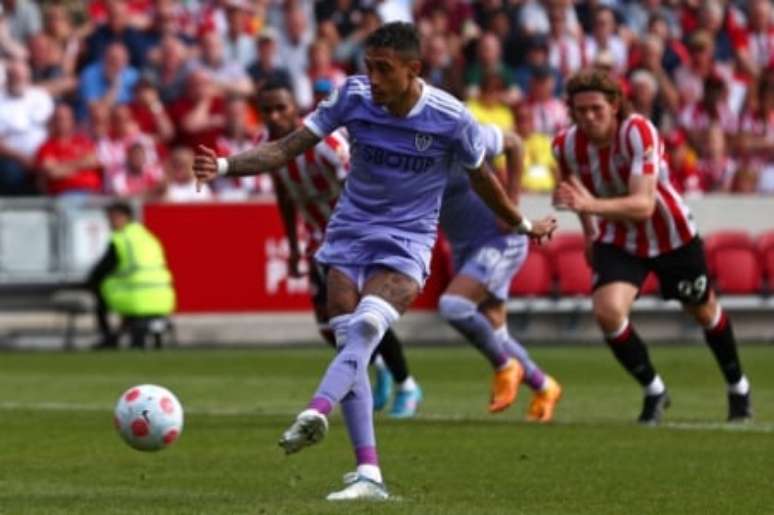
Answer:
[{"xmin": 114, "ymin": 384, "xmax": 184, "ymax": 451}]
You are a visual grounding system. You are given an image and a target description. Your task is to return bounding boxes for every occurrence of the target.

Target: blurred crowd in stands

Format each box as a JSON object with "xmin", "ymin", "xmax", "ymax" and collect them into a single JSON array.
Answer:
[{"xmin": 0, "ymin": 0, "xmax": 771, "ymax": 201}]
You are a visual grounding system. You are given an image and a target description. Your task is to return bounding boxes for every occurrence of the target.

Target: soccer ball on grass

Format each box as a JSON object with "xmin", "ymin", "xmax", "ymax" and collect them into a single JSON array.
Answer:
[{"xmin": 114, "ymin": 384, "xmax": 184, "ymax": 451}]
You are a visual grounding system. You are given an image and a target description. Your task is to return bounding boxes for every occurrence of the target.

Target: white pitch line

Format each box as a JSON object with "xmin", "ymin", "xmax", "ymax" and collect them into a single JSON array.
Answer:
[{"xmin": 1, "ymin": 401, "xmax": 773, "ymax": 434}]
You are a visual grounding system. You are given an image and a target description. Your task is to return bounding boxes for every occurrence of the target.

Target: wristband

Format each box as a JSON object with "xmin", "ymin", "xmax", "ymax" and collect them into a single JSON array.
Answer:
[
  {"xmin": 515, "ymin": 217, "xmax": 533, "ymax": 235},
  {"xmin": 216, "ymin": 157, "xmax": 229, "ymax": 176}
]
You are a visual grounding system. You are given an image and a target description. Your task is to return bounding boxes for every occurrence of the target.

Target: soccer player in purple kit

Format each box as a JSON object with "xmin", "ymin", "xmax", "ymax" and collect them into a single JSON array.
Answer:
[
  {"xmin": 438, "ymin": 123, "xmax": 562, "ymax": 421},
  {"xmin": 193, "ymin": 22, "xmax": 556, "ymax": 501}
]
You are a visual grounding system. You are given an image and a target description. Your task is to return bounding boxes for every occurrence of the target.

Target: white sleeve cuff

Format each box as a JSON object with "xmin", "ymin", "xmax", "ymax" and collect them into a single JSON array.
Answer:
[
  {"xmin": 303, "ymin": 117, "xmax": 325, "ymax": 138},
  {"xmin": 489, "ymin": 124, "xmax": 504, "ymax": 156},
  {"xmin": 216, "ymin": 157, "xmax": 229, "ymax": 176}
]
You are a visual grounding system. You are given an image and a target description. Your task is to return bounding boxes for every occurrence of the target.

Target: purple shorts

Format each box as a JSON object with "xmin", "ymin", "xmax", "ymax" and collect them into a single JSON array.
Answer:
[
  {"xmin": 454, "ymin": 234, "xmax": 528, "ymax": 300},
  {"xmin": 315, "ymin": 232, "xmax": 433, "ymax": 291}
]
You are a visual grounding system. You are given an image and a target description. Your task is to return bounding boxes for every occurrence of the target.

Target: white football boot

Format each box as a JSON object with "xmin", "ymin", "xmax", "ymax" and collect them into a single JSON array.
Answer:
[
  {"xmin": 278, "ymin": 409, "xmax": 328, "ymax": 454},
  {"xmin": 326, "ymin": 474, "xmax": 389, "ymax": 501}
]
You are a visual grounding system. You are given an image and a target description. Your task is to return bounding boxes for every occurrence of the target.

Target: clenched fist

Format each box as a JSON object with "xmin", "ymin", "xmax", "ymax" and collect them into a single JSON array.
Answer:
[{"xmin": 193, "ymin": 145, "xmax": 220, "ymax": 191}]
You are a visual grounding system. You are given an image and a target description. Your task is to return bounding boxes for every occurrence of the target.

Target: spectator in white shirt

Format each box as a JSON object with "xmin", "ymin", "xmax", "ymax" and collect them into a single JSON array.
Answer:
[
  {"xmin": 196, "ymin": 30, "xmax": 253, "ymax": 97},
  {"xmin": 584, "ymin": 6, "xmax": 628, "ymax": 75},
  {"xmin": 221, "ymin": 0, "xmax": 256, "ymax": 69},
  {"xmin": 278, "ymin": 5, "xmax": 314, "ymax": 110},
  {"xmin": 547, "ymin": 4, "xmax": 585, "ymax": 77},
  {"xmin": 0, "ymin": 59, "xmax": 53, "ymax": 195}
]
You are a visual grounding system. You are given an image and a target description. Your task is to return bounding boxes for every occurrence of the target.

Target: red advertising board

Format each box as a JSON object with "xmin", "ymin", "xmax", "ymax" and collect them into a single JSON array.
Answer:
[{"xmin": 143, "ymin": 201, "xmax": 448, "ymax": 313}]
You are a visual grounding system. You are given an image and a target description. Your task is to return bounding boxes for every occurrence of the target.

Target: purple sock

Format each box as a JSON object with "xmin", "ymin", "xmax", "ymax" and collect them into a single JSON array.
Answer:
[
  {"xmin": 308, "ymin": 396, "xmax": 333, "ymax": 415},
  {"xmin": 355, "ymin": 446, "xmax": 379, "ymax": 466},
  {"xmin": 526, "ymin": 368, "xmax": 547, "ymax": 391},
  {"xmin": 342, "ymin": 370, "xmax": 378, "ymax": 466},
  {"xmin": 495, "ymin": 326, "xmax": 546, "ymax": 390}
]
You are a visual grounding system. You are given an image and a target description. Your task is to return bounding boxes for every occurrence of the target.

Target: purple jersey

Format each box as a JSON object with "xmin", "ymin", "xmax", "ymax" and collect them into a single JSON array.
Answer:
[
  {"xmin": 304, "ymin": 75, "xmax": 486, "ymax": 248},
  {"xmin": 440, "ymin": 124, "xmax": 526, "ymax": 255}
]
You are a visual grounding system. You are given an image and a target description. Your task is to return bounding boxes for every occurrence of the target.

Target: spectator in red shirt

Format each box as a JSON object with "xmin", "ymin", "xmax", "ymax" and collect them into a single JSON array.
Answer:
[
  {"xmin": 525, "ymin": 65, "xmax": 569, "ymax": 136},
  {"xmin": 678, "ymin": 74, "xmax": 739, "ymax": 150},
  {"xmin": 36, "ymin": 103, "xmax": 102, "ymax": 197},
  {"xmin": 673, "ymin": 30, "xmax": 747, "ymax": 113},
  {"xmin": 111, "ymin": 140, "xmax": 164, "ymax": 198},
  {"xmin": 213, "ymin": 96, "xmax": 269, "ymax": 199},
  {"xmin": 97, "ymin": 104, "xmax": 161, "ymax": 196},
  {"xmin": 665, "ymin": 130, "xmax": 702, "ymax": 196},
  {"xmin": 128, "ymin": 80, "xmax": 175, "ymax": 146},
  {"xmin": 696, "ymin": 124, "xmax": 737, "ymax": 192},
  {"xmin": 167, "ymin": 68, "xmax": 226, "ymax": 151},
  {"xmin": 419, "ymin": 0, "xmax": 472, "ymax": 34}
]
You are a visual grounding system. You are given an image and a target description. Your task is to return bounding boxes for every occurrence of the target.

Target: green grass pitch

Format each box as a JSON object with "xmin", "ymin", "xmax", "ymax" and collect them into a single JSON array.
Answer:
[{"xmin": 1, "ymin": 344, "xmax": 773, "ymax": 515}]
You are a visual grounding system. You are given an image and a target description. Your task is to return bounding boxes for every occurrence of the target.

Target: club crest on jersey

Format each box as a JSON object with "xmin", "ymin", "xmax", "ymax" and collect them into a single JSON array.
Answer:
[{"xmin": 415, "ymin": 133, "xmax": 433, "ymax": 152}]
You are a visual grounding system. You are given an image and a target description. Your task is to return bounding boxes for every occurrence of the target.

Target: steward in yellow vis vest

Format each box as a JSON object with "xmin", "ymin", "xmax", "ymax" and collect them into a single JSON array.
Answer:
[
  {"xmin": 88, "ymin": 201, "xmax": 175, "ymax": 349},
  {"xmin": 101, "ymin": 222, "xmax": 175, "ymax": 316}
]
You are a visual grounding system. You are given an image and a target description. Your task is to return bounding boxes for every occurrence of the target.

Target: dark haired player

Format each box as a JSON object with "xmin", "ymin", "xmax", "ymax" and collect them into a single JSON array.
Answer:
[
  {"xmin": 257, "ymin": 79, "xmax": 423, "ymax": 417},
  {"xmin": 194, "ymin": 23, "xmax": 556, "ymax": 500}
]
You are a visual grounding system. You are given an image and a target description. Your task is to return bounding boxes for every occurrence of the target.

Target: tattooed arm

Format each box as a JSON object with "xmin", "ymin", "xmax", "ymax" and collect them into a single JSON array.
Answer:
[{"xmin": 192, "ymin": 127, "xmax": 320, "ymax": 184}]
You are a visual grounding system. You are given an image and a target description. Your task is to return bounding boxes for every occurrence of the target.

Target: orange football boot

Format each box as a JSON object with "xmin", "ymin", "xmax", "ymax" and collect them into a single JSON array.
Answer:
[
  {"xmin": 526, "ymin": 375, "xmax": 562, "ymax": 422},
  {"xmin": 488, "ymin": 358, "xmax": 524, "ymax": 413}
]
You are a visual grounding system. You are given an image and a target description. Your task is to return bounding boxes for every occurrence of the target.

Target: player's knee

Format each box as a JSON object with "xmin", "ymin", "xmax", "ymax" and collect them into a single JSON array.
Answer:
[
  {"xmin": 349, "ymin": 311, "xmax": 383, "ymax": 341},
  {"xmin": 438, "ymin": 294, "xmax": 477, "ymax": 322},
  {"xmin": 687, "ymin": 296, "xmax": 719, "ymax": 327},
  {"xmin": 592, "ymin": 300, "xmax": 628, "ymax": 333},
  {"xmin": 318, "ymin": 324, "xmax": 336, "ymax": 347},
  {"xmin": 348, "ymin": 295, "xmax": 400, "ymax": 343}
]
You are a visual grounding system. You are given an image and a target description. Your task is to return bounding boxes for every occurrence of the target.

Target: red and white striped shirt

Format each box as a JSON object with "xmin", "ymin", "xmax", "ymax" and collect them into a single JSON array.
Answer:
[
  {"xmin": 552, "ymin": 114, "xmax": 697, "ymax": 257},
  {"xmin": 266, "ymin": 129, "xmax": 350, "ymax": 251}
]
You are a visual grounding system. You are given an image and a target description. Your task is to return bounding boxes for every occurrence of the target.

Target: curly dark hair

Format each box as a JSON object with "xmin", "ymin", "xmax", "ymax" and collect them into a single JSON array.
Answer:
[
  {"xmin": 565, "ymin": 69, "xmax": 632, "ymax": 122},
  {"xmin": 364, "ymin": 22, "xmax": 421, "ymax": 60}
]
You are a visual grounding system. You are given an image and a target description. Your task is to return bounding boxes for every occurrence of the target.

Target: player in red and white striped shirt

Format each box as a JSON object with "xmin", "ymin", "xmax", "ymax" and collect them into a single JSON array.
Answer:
[
  {"xmin": 554, "ymin": 70, "xmax": 751, "ymax": 424},
  {"xmin": 257, "ymin": 79, "xmax": 421, "ymax": 417}
]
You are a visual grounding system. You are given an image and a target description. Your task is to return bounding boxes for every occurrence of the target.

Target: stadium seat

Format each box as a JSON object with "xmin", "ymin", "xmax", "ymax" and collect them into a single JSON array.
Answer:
[
  {"xmin": 713, "ymin": 248, "xmax": 762, "ymax": 294},
  {"xmin": 547, "ymin": 233, "xmax": 592, "ymax": 295},
  {"xmin": 756, "ymin": 231, "xmax": 774, "ymax": 292},
  {"xmin": 640, "ymin": 273, "xmax": 659, "ymax": 295},
  {"xmin": 702, "ymin": 230, "xmax": 761, "ymax": 294},
  {"xmin": 756, "ymin": 231, "xmax": 774, "ymax": 255},
  {"xmin": 703, "ymin": 230, "xmax": 754, "ymax": 271},
  {"xmin": 547, "ymin": 232, "xmax": 587, "ymax": 255},
  {"xmin": 510, "ymin": 244, "xmax": 552, "ymax": 296}
]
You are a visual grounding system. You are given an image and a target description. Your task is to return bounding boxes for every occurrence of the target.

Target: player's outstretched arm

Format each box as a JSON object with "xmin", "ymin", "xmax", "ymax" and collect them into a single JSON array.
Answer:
[
  {"xmin": 193, "ymin": 127, "xmax": 321, "ymax": 185},
  {"xmin": 468, "ymin": 162, "xmax": 557, "ymax": 243},
  {"xmin": 556, "ymin": 174, "xmax": 656, "ymax": 223}
]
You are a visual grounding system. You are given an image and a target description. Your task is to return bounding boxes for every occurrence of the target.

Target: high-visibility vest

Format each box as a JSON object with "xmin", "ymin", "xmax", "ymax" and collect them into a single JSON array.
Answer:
[{"xmin": 101, "ymin": 222, "xmax": 176, "ymax": 316}]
